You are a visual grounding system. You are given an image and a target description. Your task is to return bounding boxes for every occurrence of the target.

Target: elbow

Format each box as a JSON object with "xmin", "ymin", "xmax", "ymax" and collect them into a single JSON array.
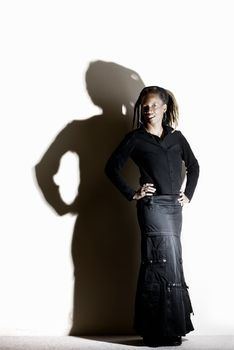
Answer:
[
  {"xmin": 191, "ymin": 159, "xmax": 200, "ymax": 174},
  {"xmin": 186, "ymin": 159, "xmax": 200, "ymax": 181}
]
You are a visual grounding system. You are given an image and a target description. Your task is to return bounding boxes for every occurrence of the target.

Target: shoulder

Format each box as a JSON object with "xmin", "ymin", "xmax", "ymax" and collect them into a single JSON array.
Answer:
[
  {"xmin": 166, "ymin": 124, "xmax": 180, "ymax": 134},
  {"xmin": 174, "ymin": 129, "xmax": 190, "ymax": 141},
  {"xmin": 121, "ymin": 126, "xmax": 142, "ymax": 141},
  {"xmin": 173, "ymin": 129, "xmax": 194, "ymax": 150},
  {"xmin": 165, "ymin": 125, "xmax": 182, "ymax": 138},
  {"xmin": 162, "ymin": 123, "xmax": 181, "ymax": 135},
  {"xmin": 167, "ymin": 127, "xmax": 189, "ymax": 146},
  {"xmin": 169, "ymin": 127, "xmax": 185, "ymax": 139}
]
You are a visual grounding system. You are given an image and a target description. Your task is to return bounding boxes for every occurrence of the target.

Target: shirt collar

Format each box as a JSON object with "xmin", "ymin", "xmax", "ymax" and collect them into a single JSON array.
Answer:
[
  {"xmin": 139, "ymin": 123, "xmax": 175, "ymax": 135},
  {"xmin": 163, "ymin": 124, "xmax": 175, "ymax": 134}
]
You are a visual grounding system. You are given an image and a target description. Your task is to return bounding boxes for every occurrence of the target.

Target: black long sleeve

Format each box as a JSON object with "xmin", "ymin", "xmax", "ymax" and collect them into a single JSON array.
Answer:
[
  {"xmin": 104, "ymin": 131, "xmax": 137, "ymax": 201},
  {"xmin": 105, "ymin": 125, "xmax": 200, "ymax": 202},
  {"xmin": 178, "ymin": 131, "xmax": 200, "ymax": 202}
]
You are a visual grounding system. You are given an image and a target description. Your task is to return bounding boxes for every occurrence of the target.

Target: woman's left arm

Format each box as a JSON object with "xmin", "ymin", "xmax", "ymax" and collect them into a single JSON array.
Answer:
[{"xmin": 179, "ymin": 131, "xmax": 200, "ymax": 202}]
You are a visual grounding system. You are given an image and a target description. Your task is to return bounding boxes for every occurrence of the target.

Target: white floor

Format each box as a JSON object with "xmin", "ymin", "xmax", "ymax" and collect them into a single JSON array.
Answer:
[{"xmin": 0, "ymin": 335, "xmax": 234, "ymax": 350}]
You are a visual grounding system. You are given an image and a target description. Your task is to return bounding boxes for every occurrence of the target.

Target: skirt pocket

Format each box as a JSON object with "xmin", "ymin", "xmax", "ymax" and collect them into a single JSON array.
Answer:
[{"xmin": 141, "ymin": 282, "xmax": 161, "ymax": 313}]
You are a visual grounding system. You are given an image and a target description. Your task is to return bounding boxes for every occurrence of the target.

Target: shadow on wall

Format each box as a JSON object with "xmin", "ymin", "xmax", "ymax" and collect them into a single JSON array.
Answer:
[{"xmin": 34, "ymin": 60, "xmax": 145, "ymax": 335}]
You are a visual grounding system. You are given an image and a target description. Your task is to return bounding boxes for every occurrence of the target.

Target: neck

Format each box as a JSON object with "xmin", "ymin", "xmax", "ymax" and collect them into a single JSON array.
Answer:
[{"xmin": 144, "ymin": 119, "xmax": 164, "ymax": 136}]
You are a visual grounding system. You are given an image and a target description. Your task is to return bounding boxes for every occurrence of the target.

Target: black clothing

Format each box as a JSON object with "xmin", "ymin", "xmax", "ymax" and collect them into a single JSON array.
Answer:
[
  {"xmin": 143, "ymin": 334, "xmax": 182, "ymax": 347},
  {"xmin": 134, "ymin": 194, "xmax": 194, "ymax": 337},
  {"xmin": 104, "ymin": 123, "xmax": 199, "ymax": 338},
  {"xmin": 104, "ymin": 123, "xmax": 199, "ymax": 202}
]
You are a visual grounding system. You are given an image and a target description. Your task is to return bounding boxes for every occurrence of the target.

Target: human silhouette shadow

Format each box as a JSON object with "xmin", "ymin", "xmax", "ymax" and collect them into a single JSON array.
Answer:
[{"xmin": 34, "ymin": 60, "xmax": 145, "ymax": 335}]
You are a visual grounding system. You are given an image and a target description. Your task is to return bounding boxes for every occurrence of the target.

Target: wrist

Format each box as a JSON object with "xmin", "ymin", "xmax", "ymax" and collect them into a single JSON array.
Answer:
[
  {"xmin": 132, "ymin": 193, "xmax": 138, "ymax": 200},
  {"xmin": 132, "ymin": 190, "xmax": 140, "ymax": 200}
]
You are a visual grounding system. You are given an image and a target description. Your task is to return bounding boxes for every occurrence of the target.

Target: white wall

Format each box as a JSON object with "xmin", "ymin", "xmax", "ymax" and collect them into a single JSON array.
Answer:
[{"xmin": 0, "ymin": 0, "xmax": 234, "ymax": 336}]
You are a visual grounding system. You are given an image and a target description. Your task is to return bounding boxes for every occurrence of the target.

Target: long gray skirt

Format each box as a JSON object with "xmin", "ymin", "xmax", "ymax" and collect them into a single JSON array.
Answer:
[{"xmin": 133, "ymin": 194, "xmax": 194, "ymax": 337}]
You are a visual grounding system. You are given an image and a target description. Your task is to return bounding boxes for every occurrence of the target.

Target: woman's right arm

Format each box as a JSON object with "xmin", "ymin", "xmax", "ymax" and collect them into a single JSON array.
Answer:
[{"xmin": 104, "ymin": 131, "xmax": 137, "ymax": 201}]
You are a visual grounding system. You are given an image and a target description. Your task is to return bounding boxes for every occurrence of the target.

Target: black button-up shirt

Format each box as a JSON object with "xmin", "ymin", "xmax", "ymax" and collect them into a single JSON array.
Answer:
[{"xmin": 105, "ymin": 123, "xmax": 200, "ymax": 202}]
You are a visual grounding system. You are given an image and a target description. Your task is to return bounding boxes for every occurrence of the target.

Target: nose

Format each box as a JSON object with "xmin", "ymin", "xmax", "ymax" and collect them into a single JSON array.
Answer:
[
  {"xmin": 147, "ymin": 110, "xmax": 154, "ymax": 115},
  {"xmin": 144, "ymin": 107, "xmax": 153, "ymax": 114}
]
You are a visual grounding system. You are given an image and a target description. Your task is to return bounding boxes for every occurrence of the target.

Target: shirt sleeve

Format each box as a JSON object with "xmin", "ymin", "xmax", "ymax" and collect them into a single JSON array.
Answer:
[
  {"xmin": 179, "ymin": 131, "xmax": 200, "ymax": 202},
  {"xmin": 104, "ymin": 131, "xmax": 137, "ymax": 201}
]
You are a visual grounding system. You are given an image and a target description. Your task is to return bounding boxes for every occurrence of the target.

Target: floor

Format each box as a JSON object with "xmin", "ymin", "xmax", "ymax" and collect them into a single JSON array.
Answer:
[{"xmin": 0, "ymin": 335, "xmax": 234, "ymax": 350}]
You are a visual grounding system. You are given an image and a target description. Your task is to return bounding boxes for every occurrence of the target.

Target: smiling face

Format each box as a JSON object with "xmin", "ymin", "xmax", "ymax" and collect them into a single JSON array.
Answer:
[{"xmin": 141, "ymin": 93, "xmax": 167, "ymax": 124}]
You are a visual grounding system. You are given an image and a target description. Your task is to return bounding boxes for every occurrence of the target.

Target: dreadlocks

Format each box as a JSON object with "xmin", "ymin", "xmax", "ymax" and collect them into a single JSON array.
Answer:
[{"xmin": 132, "ymin": 86, "xmax": 179, "ymax": 130}]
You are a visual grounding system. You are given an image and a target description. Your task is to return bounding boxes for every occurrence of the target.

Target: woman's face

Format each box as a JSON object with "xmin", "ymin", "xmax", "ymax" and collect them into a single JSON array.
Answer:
[{"xmin": 141, "ymin": 93, "xmax": 167, "ymax": 123}]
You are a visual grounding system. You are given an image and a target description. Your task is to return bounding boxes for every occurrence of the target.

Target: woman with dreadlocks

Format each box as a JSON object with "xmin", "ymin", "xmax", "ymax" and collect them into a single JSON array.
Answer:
[{"xmin": 104, "ymin": 86, "xmax": 199, "ymax": 347}]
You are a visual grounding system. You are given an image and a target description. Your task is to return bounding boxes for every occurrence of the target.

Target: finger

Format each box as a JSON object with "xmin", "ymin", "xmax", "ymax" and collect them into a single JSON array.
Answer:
[
  {"xmin": 145, "ymin": 188, "xmax": 156, "ymax": 193},
  {"xmin": 178, "ymin": 198, "xmax": 183, "ymax": 205},
  {"xmin": 145, "ymin": 185, "xmax": 156, "ymax": 191}
]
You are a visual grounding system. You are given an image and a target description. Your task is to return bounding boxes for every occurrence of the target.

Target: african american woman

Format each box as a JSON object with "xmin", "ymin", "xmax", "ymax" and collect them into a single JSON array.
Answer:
[{"xmin": 104, "ymin": 86, "xmax": 200, "ymax": 347}]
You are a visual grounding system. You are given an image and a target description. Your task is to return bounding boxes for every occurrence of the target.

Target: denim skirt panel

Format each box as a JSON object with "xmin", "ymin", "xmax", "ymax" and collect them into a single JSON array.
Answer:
[{"xmin": 133, "ymin": 194, "xmax": 194, "ymax": 337}]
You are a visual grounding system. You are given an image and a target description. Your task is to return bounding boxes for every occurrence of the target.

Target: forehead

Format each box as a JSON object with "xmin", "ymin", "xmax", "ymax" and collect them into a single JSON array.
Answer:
[{"xmin": 141, "ymin": 93, "xmax": 163, "ymax": 105}]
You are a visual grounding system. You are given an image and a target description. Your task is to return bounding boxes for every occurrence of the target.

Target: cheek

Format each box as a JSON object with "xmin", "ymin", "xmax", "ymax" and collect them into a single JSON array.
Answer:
[{"xmin": 156, "ymin": 109, "xmax": 163, "ymax": 115}]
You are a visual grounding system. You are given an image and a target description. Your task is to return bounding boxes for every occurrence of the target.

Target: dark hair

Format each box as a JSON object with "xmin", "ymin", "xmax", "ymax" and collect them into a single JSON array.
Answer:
[{"xmin": 132, "ymin": 86, "xmax": 179, "ymax": 129}]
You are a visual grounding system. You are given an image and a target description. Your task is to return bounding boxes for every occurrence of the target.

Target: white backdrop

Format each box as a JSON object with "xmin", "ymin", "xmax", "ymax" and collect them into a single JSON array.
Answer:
[{"xmin": 0, "ymin": 0, "xmax": 234, "ymax": 336}]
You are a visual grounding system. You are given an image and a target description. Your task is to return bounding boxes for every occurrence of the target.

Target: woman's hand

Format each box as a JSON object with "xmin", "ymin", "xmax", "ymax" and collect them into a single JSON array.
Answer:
[
  {"xmin": 133, "ymin": 183, "xmax": 156, "ymax": 200},
  {"xmin": 177, "ymin": 191, "xmax": 190, "ymax": 206}
]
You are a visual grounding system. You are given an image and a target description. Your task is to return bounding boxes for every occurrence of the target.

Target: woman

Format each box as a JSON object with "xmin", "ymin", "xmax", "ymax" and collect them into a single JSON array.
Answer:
[{"xmin": 104, "ymin": 86, "xmax": 199, "ymax": 347}]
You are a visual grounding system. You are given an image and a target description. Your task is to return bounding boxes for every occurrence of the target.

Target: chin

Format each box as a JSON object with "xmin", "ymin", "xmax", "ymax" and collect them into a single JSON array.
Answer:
[{"xmin": 146, "ymin": 117, "xmax": 157, "ymax": 123}]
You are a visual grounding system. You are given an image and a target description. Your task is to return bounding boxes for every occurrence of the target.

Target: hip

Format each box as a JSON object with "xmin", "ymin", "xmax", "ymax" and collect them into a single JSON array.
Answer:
[
  {"xmin": 136, "ymin": 193, "xmax": 182, "ymax": 207},
  {"xmin": 136, "ymin": 194, "xmax": 183, "ymax": 235}
]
